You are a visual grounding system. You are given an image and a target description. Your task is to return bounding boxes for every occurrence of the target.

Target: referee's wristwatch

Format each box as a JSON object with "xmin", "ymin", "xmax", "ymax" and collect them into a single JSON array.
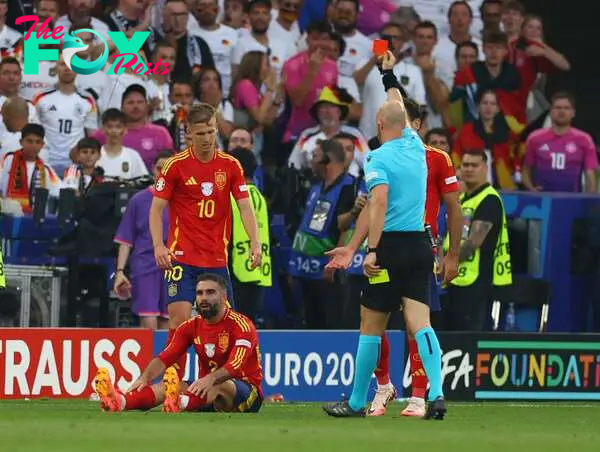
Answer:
[{"xmin": 366, "ymin": 246, "xmax": 378, "ymax": 255}]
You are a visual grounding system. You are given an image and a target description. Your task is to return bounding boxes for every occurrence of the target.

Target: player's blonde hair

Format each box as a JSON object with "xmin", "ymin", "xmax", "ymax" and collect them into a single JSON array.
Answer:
[{"xmin": 187, "ymin": 103, "xmax": 218, "ymax": 125}]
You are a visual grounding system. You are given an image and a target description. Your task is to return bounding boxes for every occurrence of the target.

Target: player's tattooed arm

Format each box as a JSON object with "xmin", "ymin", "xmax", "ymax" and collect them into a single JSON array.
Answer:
[{"xmin": 459, "ymin": 220, "xmax": 493, "ymax": 262}]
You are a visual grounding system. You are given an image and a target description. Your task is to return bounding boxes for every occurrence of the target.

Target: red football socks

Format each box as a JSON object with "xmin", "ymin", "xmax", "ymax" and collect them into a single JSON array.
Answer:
[
  {"xmin": 182, "ymin": 392, "xmax": 209, "ymax": 412},
  {"xmin": 124, "ymin": 386, "xmax": 157, "ymax": 411},
  {"xmin": 408, "ymin": 338, "xmax": 428, "ymax": 399},
  {"xmin": 375, "ymin": 333, "xmax": 391, "ymax": 386},
  {"xmin": 166, "ymin": 328, "xmax": 187, "ymax": 380}
]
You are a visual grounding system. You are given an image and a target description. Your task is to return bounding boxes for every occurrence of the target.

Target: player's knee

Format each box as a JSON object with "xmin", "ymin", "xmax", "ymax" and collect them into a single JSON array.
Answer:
[
  {"xmin": 211, "ymin": 381, "xmax": 237, "ymax": 411},
  {"xmin": 403, "ymin": 298, "xmax": 431, "ymax": 335}
]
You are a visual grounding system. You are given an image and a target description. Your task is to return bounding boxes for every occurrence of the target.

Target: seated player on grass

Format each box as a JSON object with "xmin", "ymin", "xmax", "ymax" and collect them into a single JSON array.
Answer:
[{"xmin": 94, "ymin": 273, "xmax": 263, "ymax": 413}]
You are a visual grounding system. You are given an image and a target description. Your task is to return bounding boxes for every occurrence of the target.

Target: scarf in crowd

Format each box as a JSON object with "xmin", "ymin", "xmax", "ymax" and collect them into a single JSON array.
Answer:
[
  {"xmin": 110, "ymin": 9, "xmax": 157, "ymax": 50},
  {"xmin": 6, "ymin": 149, "xmax": 46, "ymax": 212}
]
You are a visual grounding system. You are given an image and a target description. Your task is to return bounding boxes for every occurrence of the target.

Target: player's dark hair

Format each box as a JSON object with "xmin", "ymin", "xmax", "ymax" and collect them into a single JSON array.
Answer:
[
  {"xmin": 551, "ymin": 91, "xmax": 576, "ymax": 108},
  {"xmin": 21, "ymin": 123, "xmax": 45, "ymax": 140},
  {"xmin": 455, "ymin": 40, "xmax": 479, "ymax": 62},
  {"xmin": 102, "ymin": 108, "xmax": 127, "ymax": 125},
  {"xmin": 320, "ymin": 139, "xmax": 346, "ymax": 164},
  {"xmin": 187, "ymin": 102, "xmax": 217, "ymax": 125},
  {"xmin": 425, "ymin": 128, "xmax": 452, "ymax": 147},
  {"xmin": 368, "ymin": 136, "xmax": 380, "ymax": 150},
  {"xmin": 229, "ymin": 148, "xmax": 258, "ymax": 179},
  {"xmin": 75, "ymin": 137, "xmax": 101, "ymax": 152},
  {"xmin": 482, "ymin": 30, "xmax": 508, "ymax": 45},
  {"xmin": 197, "ymin": 273, "xmax": 229, "ymax": 291},
  {"xmin": 404, "ymin": 98, "xmax": 421, "ymax": 123},
  {"xmin": 0, "ymin": 56, "xmax": 21, "ymax": 72},
  {"xmin": 415, "ymin": 20, "xmax": 438, "ymax": 38},
  {"xmin": 448, "ymin": 1, "xmax": 473, "ymax": 19},
  {"xmin": 463, "ymin": 150, "xmax": 488, "ymax": 163},
  {"xmin": 154, "ymin": 150, "xmax": 173, "ymax": 163}
]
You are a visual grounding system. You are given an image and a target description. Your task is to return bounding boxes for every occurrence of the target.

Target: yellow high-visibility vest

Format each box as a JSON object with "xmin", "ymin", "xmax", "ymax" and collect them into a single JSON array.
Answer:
[
  {"xmin": 230, "ymin": 184, "xmax": 272, "ymax": 287},
  {"xmin": 443, "ymin": 185, "xmax": 512, "ymax": 287}
]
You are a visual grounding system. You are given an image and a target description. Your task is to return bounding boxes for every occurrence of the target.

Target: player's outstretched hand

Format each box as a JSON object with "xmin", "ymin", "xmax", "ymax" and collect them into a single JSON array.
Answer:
[
  {"xmin": 188, "ymin": 375, "xmax": 213, "ymax": 399},
  {"xmin": 325, "ymin": 246, "xmax": 354, "ymax": 270},
  {"xmin": 250, "ymin": 240, "xmax": 262, "ymax": 269},
  {"xmin": 363, "ymin": 252, "xmax": 380, "ymax": 278},
  {"xmin": 154, "ymin": 244, "xmax": 176, "ymax": 269},
  {"xmin": 128, "ymin": 375, "xmax": 149, "ymax": 393}
]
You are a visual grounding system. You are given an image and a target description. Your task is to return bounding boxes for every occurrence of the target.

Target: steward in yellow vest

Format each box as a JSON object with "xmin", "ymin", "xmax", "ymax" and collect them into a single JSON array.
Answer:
[
  {"xmin": 228, "ymin": 149, "xmax": 271, "ymax": 321},
  {"xmin": 442, "ymin": 151, "xmax": 512, "ymax": 331}
]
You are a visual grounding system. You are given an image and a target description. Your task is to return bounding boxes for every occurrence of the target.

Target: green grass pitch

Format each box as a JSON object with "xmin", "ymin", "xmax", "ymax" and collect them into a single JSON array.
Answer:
[{"xmin": 1, "ymin": 400, "xmax": 599, "ymax": 451}]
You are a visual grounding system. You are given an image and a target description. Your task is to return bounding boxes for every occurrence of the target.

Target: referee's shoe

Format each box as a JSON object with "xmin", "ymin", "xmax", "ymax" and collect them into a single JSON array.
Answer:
[
  {"xmin": 323, "ymin": 400, "xmax": 366, "ymax": 418},
  {"xmin": 424, "ymin": 397, "xmax": 446, "ymax": 420}
]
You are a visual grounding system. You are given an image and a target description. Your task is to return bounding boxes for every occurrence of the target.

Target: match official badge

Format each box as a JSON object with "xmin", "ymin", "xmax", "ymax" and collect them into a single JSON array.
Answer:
[
  {"xmin": 168, "ymin": 283, "xmax": 177, "ymax": 297},
  {"xmin": 201, "ymin": 181, "xmax": 214, "ymax": 196},
  {"xmin": 205, "ymin": 343, "xmax": 216, "ymax": 358},
  {"xmin": 218, "ymin": 332, "xmax": 229, "ymax": 352},
  {"xmin": 215, "ymin": 171, "xmax": 227, "ymax": 190},
  {"xmin": 400, "ymin": 75, "xmax": 409, "ymax": 85},
  {"xmin": 122, "ymin": 161, "xmax": 129, "ymax": 173}
]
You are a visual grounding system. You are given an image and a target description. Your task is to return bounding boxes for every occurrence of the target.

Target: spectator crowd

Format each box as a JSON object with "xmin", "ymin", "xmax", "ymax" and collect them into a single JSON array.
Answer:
[{"xmin": 0, "ymin": 0, "xmax": 597, "ymax": 330}]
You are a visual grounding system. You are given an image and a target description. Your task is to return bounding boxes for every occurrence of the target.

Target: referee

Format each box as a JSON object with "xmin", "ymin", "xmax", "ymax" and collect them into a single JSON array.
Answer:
[{"xmin": 324, "ymin": 51, "xmax": 446, "ymax": 420}]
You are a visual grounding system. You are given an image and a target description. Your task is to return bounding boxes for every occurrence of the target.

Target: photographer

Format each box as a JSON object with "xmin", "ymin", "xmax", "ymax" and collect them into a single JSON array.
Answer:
[{"xmin": 288, "ymin": 139, "xmax": 356, "ymax": 329}]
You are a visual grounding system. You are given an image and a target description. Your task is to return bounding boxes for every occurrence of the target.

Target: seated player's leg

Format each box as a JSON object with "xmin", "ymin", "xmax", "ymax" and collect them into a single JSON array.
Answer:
[
  {"xmin": 369, "ymin": 333, "xmax": 397, "ymax": 416},
  {"xmin": 94, "ymin": 368, "xmax": 165, "ymax": 412},
  {"xmin": 402, "ymin": 274, "xmax": 439, "ymax": 417},
  {"xmin": 197, "ymin": 266, "xmax": 236, "ymax": 309},
  {"xmin": 131, "ymin": 271, "xmax": 162, "ymax": 330},
  {"xmin": 165, "ymin": 263, "xmax": 197, "ymax": 379},
  {"xmin": 210, "ymin": 380, "xmax": 262, "ymax": 413},
  {"xmin": 401, "ymin": 238, "xmax": 446, "ymax": 420}
]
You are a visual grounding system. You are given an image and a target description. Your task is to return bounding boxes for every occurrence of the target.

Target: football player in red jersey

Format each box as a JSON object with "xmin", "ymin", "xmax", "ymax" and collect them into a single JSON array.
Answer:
[
  {"xmin": 149, "ymin": 103, "xmax": 261, "ymax": 380},
  {"xmin": 325, "ymin": 98, "xmax": 463, "ymax": 417},
  {"xmin": 94, "ymin": 273, "xmax": 263, "ymax": 413}
]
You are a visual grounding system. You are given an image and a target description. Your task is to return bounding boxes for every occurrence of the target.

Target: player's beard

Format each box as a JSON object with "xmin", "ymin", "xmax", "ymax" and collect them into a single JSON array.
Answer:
[{"xmin": 198, "ymin": 304, "xmax": 219, "ymax": 319}]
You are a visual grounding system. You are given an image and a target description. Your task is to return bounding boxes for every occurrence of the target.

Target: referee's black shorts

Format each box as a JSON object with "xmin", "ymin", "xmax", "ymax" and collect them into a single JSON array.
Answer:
[{"xmin": 362, "ymin": 231, "xmax": 433, "ymax": 313}]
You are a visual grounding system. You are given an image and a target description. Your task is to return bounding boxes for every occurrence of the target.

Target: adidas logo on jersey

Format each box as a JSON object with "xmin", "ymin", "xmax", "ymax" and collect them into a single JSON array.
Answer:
[
  {"xmin": 49, "ymin": 105, "xmax": 57, "ymax": 111},
  {"xmin": 185, "ymin": 177, "xmax": 198, "ymax": 186}
]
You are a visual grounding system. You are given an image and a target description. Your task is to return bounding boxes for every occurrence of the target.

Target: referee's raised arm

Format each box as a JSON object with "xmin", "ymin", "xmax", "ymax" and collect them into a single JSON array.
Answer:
[{"xmin": 377, "ymin": 51, "xmax": 410, "ymax": 125}]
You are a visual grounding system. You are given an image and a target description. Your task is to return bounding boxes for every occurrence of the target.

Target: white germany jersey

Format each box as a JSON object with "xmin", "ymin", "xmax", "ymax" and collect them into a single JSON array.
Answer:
[{"xmin": 32, "ymin": 89, "xmax": 98, "ymax": 169}]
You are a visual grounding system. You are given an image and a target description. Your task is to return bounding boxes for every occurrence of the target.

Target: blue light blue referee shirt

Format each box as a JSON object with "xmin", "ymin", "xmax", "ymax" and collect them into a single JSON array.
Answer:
[{"xmin": 364, "ymin": 128, "xmax": 427, "ymax": 232}]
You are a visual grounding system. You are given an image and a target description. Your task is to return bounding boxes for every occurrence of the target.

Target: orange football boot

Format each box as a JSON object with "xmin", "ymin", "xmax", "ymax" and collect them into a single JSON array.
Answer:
[{"xmin": 162, "ymin": 366, "xmax": 181, "ymax": 413}]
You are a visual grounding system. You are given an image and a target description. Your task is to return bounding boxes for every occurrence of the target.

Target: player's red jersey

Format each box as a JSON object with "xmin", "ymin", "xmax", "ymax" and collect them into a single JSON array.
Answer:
[
  {"xmin": 158, "ymin": 308, "xmax": 263, "ymax": 396},
  {"xmin": 154, "ymin": 148, "xmax": 249, "ymax": 267},
  {"xmin": 425, "ymin": 146, "xmax": 460, "ymax": 237}
]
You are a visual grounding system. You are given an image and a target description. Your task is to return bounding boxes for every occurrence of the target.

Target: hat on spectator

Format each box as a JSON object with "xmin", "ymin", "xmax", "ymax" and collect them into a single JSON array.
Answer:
[
  {"xmin": 122, "ymin": 84, "xmax": 148, "ymax": 104},
  {"xmin": 310, "ymin": 86, "xmax": 350, "ymax": 121},
  {"xmin": 245, "ymin": 0, "xmax": 272, "ymax": 13}
]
